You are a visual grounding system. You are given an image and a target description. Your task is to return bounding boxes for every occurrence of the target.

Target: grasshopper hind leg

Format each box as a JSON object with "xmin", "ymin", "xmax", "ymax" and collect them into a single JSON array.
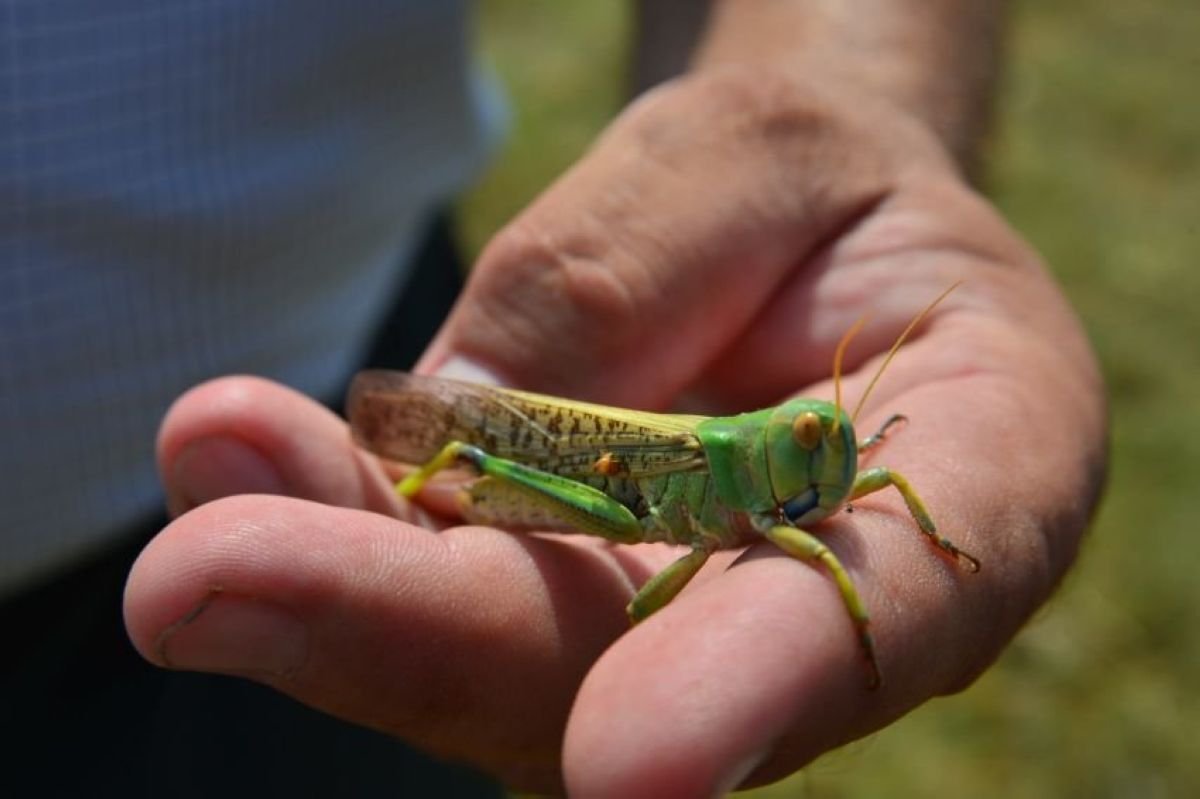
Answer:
[{"xmin": 398, "ymin": 441, "xmax": 644, "ymax": 544}]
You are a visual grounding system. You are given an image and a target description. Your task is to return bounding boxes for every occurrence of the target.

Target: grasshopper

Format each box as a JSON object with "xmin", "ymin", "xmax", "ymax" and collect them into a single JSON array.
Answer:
[{"xmin": 346, "ymin": 285, "xmax": 978, "ymax": 687}]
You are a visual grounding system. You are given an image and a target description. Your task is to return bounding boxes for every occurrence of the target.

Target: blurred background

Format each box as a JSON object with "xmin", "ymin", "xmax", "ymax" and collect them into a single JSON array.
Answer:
[{"xmin": 458, "ymin": 2, "xmax": 1198, "ymax": 797}]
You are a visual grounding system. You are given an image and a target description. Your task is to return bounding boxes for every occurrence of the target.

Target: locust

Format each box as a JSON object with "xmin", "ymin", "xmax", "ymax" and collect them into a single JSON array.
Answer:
[{"xmin": 345, "ymin": 285, "xmax": 979, "ymax": 687}]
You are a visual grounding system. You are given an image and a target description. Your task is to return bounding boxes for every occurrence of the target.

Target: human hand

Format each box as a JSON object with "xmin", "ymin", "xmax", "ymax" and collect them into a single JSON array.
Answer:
[{"xmin": 125, "ymin": 69, "xmax": 1105, "ymax": 796}]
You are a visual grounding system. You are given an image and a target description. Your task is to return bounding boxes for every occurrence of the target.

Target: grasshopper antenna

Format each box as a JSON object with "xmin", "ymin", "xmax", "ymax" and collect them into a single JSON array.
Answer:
[
  {"xmin": 850, "ymin": 281, "xmax": 963, "ymax": 424},
  {"xmin": 830, "ymin": 316, "xmax": 868, "ymax": 436}
]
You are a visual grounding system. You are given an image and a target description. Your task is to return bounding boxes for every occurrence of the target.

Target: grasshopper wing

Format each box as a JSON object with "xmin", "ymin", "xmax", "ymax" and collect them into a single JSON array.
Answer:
[{"xmin": 347, "ymin": 371, "xmax": 708, "ymax": 478}]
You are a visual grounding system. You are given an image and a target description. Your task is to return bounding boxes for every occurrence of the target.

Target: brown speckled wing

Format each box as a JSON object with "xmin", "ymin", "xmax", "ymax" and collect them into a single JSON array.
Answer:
[{"xmin": 346, "ymin": 371, "xmax": 708, "ymax": 478}]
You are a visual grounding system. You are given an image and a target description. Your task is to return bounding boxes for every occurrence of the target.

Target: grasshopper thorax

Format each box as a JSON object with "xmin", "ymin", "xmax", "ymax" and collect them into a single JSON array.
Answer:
[{"xmin": 766, "ymin": 399, "xmax": 857, "ymax": 526}]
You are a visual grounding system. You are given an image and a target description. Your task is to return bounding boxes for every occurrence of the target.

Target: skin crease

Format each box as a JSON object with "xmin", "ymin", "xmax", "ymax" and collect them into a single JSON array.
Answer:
[{"xmin": 125, "ymin": 8, "xmax": 1107, "ymax": 799}]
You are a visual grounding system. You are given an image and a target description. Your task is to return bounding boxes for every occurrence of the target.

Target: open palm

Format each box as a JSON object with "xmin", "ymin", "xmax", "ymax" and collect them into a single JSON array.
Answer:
[{"xmin": 125, "ymin": 71, "xmax": 1104, "ymax": 797}]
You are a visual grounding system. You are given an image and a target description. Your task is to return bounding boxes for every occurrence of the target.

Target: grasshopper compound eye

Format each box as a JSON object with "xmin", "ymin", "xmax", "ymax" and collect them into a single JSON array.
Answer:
[{"xmin": 792, "ymin": 411, "xmax": 823, "ymax": 450}]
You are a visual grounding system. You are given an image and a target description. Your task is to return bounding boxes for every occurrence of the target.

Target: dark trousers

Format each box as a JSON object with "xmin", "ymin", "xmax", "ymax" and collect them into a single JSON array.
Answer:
[{"xmin": 0, "ymin": 215, "xmax": 501, "ymax": 797}]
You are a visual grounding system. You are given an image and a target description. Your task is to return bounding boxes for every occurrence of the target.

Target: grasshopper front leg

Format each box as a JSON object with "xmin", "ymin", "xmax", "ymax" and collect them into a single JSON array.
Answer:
[
  {"xmin": 857, "ymin": 413, "xmax": 907, "ymax": 454},
  {"xmin": 626, "ymin": 546, "xmax": 712, "ymax": 623},
  {"xmin": 850, "ymin": 467, "xmax": 981, "ymax": 571},
  {"xmin": 763, "ymin": 524, "xmax": 881, "ymax": 688}
]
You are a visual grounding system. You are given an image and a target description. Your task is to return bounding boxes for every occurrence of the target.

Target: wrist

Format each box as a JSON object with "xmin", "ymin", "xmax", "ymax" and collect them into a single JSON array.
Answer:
[{"xmin": 686, "ymin": 0, "xmax": 1003, "ymax": 175}]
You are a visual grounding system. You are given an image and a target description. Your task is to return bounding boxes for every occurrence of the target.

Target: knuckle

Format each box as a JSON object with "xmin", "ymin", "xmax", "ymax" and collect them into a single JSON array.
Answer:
[
  {"xmin": 487, "ymin": 217, "xmax": 639, "ymax": 328},
  {"xmin": 620, "ymin": 66, "xmax": 898, "ymax": 224},
  {"xmin": 456, "ymin": 217, "xmax": 645, "ymax": 384}
]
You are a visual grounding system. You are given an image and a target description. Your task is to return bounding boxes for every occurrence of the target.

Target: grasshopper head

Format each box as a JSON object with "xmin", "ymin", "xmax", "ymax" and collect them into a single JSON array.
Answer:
[
  {"xmin": 767, "ymin": 399, "xmax": 857, "ymax": 525},
  {"xmin": 767, "ymin": 281, "xmax": 962, "ymax": 525}
]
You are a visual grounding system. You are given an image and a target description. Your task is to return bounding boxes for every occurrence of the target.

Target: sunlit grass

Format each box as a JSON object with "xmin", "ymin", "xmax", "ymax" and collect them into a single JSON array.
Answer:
[
  {"xmin": 457, "ymin": 2, "xmax": 630, "ymax": 255},
  {"xmin": 462, "ymin": 1, "xmax": 1200, "ymax": 795}
]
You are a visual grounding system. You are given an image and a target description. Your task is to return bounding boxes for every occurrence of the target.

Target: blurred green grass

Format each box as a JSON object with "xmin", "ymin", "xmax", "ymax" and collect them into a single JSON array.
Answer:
[{"xmin": 460, "ymin": 2, "xmax": 1200, "ymax": 796}]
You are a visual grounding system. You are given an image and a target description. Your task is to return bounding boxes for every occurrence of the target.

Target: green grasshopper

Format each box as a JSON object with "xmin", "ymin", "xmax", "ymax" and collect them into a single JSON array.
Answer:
[{"xmin": 346, "ymin": 285, "xmax": 978, "ymax": 687}]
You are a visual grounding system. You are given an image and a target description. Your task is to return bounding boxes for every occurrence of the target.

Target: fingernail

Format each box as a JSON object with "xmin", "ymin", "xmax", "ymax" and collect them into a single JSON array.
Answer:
[
  {"xmin": 157, "ymin": 594, "xmax": 308, "ymax": 677},
  {"xmin": 432, "ymin": 355, "xmax": 505, "ymax": 386},
  {"xmin": 712, "ymin": 748, "xmax": 771, "ymax": 797},
  {"xmin": 170, "ymin": 437, "xmax": 286, "ymax": 514}
]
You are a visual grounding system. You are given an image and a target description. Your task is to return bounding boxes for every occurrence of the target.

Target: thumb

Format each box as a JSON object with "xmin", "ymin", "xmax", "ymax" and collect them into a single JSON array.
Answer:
[{"xmin": 418, "ymin": 72, "xmax": 908, "ymax": 409}]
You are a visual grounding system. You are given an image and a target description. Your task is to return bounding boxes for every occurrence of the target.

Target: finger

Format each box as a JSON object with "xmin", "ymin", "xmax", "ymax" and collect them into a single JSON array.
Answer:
[
  {"xmin": 564, "ymin": 544, "xmax": 876, "ymax": 798},
  {"xmin": 419, "ymin": 70, "xmax": 948, "ymax": 409},
  {"xmin": 123, "ymin": 495, "xmax": 638, "ymax": 793},
  {"xmin": 157, "ymin": 376, "xmax": 399, "ymax": 516}
]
